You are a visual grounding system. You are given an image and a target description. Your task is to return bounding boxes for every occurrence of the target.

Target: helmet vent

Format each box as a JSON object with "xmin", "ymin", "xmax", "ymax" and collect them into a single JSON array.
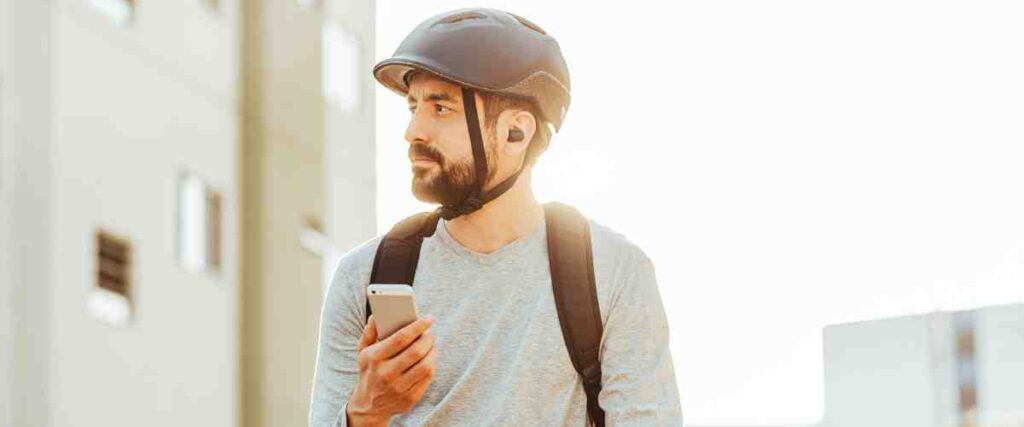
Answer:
[
  {"xmin": 508, "ymin": 13, "xmax": 547, "ymax": 35},
  {"xmin": 438, "ymin": 11, "xmax": 487, "ymax": 25}
]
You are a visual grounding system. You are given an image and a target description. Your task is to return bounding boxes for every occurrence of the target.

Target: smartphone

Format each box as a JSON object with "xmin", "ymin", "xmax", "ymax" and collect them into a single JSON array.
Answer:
[{"xmin": 366, "ymin": 284, "xmax": 420, "ymax": 341}]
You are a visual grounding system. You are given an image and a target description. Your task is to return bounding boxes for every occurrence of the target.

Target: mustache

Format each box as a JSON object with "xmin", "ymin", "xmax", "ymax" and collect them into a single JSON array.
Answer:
[{"xmin": 409, "ymin": 144, "xmax": 444, "ymax": 164}]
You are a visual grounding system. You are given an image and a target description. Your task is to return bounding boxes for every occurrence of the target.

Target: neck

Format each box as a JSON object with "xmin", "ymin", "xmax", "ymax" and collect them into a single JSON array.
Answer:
[{"xmin": 444, "ymin": 167, "xmax": 544, "ymax": 254}]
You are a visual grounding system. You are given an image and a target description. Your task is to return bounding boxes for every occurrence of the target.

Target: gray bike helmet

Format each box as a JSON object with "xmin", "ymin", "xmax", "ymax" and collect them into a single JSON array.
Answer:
[{"xmin": 373, "ymin": 8, "xmax": 571, "ymax": 220}]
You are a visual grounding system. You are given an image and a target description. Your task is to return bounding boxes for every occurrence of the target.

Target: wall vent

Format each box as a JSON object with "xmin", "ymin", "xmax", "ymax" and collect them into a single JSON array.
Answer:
[
  {"xmin": 89, "ymin": 231, "xmax": 133, "ymax": 326},
  {"xmin": 97, "ymin": 231, "xmax": 131, "ymax": 296}
]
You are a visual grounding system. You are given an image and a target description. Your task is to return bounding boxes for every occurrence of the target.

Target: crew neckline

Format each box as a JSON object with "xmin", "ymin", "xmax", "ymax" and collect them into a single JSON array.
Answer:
[{"xmin": 433, "ymin": 216, "xmax": 547, "ymax": 265}]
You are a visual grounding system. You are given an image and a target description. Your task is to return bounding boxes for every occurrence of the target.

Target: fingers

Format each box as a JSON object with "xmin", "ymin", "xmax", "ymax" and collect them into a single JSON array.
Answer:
[
  {"xmin": 358, "ymin": 315, "xmax": 378, "ymax": 352},
  {"xmin": 393, "ymin": 346, "xmax": 437, "ymax": 394},
  {"xmin": 375, "ymin": 315, "xmax": 435, "ymax": 360},
  {"xmin": 383, "ymin": 329, "xmax": 435, "ymax": 374},
  {"xmin": 403, "ymin": 369, "xmax": 434, "ymax": 403}
]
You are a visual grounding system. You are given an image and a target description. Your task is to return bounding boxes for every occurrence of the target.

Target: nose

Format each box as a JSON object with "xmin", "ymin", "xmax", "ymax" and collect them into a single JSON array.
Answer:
[{"xmin": 404, "ymin": 107, "xmax": 430, "ymax": 146}]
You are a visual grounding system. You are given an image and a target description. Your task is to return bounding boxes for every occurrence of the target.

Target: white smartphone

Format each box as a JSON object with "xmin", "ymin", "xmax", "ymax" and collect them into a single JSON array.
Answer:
[{"xmin": 366, "ymin": 284, "xmax": 420, "ymax": 341}]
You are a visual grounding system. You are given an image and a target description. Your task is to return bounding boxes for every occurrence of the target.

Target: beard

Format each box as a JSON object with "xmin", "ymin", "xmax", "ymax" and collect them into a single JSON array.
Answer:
[{"xmin": 409, "ymin": 141, "xmax": 496, "ymax": 207}]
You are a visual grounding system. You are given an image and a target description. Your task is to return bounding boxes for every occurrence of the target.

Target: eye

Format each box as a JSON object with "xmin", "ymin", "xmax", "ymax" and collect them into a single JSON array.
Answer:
[
  {"xmin": 408, "ymin": 105, "xmax": 416, "ymax": 114},
  {"xmin": 435, "ymin": 104, "xmax": 452, "ymax": 113}
]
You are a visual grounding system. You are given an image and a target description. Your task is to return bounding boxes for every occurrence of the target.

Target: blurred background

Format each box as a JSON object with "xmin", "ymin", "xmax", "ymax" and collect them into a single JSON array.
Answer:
[{"xmin": 2, "ymin": 0, "xmax": 1023, "ymax": 426}]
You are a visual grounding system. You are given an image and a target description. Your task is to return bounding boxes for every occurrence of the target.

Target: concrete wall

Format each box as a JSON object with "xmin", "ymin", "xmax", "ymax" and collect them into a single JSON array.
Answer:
[
  {"xmin": 240, "ymin": 0, "xmax": 375, "ymax": 426},
  {"xmin": 821, "ymin": 313, "xmax": 956, "ymax": 427},
  {"xmin": 1, "ymin": 1, "xmax": 54, "ymax": 426},
  {"xmin": 323, "ymin": 0, "xmax": 378, "ymax": 251},
  {"xmin": 821, "ymin": 304, "xmax": 1024, "ymax": 427},
  {"xmin": 44, "ymin": 0, "xmax": 242, "ymax": 425},
  {"xmin": 240, "ymin": 1, "xmax": 324, "ymax": 426},
  {"xmin": 2, "ymin": 0, "xmax": 376, "ymax": 425},
  {"xmin": 2, "ymin": 2, "xmax": 14, "ymax": 424},
  {"xmin": 975, "ymin": 304, "xmax": 1024, "ymax": 426}
]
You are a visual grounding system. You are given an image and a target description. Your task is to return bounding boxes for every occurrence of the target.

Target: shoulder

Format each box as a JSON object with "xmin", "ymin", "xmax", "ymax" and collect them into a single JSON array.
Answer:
[
  {"xmin": 328, "ymin": 211, "xmax": 441, "ymax": 292},
  {"xmin": 334, "ymin": 234, "xmax": 385, "ymax": 275},
  {"xmin": 326, "ymin": 233, "xmax": 385, "ymax": 299},
  {"xmin": 586, "ymin": 218, "xmax": 651, "ymax": 270},
  {"xmin": 581, "ymin": 217, "xmax": 660, "ymax": 324},
  {"xmin": 585, "ymin": 217, "xmax": 656, "ymax": 295}
]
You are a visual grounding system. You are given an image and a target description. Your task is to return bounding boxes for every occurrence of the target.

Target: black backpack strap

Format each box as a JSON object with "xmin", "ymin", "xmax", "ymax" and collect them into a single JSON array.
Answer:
[
  {"xmin": 366, "ymin": 211, "xmax": 441, "ymax": 323},
  {"xmin": 544, "ymin": 202, "xmax": 605, "ymax": 427}
]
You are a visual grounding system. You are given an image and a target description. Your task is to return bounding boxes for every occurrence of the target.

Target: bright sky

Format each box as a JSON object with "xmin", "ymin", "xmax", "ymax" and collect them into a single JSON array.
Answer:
[{"xmin": 375, "ymin": 1, "xmax": 1024, "ymax": 424}]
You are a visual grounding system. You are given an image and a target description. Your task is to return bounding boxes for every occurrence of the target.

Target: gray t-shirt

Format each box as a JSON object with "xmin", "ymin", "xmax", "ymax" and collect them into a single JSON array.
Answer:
[{"xmin": 308, "ymin": 215, "xmax": 682, "ymax": 426}]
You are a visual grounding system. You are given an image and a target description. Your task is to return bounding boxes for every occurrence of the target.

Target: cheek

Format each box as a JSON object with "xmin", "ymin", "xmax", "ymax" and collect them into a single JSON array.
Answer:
[{"xmin": 436, "ymin": 123, "xmax": 474, "ymax": 161}]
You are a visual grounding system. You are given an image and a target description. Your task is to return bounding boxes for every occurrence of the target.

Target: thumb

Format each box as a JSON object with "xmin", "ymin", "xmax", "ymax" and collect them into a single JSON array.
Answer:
[{"xmin": 358, "ymin": 315, "xmax": 378, "ymax": 351}]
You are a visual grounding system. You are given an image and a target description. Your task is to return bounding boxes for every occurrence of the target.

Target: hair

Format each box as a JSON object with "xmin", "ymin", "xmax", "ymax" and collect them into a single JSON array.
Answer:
[{"xmin": 479, "ymin": 91, "xmax": 552, "ymax": 169}]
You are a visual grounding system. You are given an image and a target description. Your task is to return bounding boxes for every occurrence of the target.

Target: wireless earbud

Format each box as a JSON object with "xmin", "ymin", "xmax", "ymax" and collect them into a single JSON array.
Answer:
[{"xmin": 508, "ymin": 127, "xmax": 524, "ymax": 142}]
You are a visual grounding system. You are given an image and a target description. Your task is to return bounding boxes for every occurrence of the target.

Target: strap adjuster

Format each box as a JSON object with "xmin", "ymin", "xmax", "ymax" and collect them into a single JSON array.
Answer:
[
  {"xmin": 582, "ymin": 364, "xmax": 602, "ymax": 387},
  {"xmin": 437, "ymin": 197, "xmax": 485, "ymax": 220}
]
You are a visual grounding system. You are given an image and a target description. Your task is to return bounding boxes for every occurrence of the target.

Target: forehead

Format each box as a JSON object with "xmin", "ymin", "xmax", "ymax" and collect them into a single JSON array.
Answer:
[{"xmin": 406, "ymin": 72, "xmax": 462, "ymax": 101}]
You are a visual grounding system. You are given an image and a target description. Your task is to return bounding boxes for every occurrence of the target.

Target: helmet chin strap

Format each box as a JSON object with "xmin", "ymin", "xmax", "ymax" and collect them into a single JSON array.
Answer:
[{"xmin": 436, "ymin": 87, "xmax": 525, "ymax": 221}]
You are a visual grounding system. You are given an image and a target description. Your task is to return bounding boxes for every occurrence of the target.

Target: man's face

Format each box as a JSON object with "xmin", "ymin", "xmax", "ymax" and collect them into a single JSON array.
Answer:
[{"xmin": 404, "ymin": 72, "xmax": 497, "ymax": 206}]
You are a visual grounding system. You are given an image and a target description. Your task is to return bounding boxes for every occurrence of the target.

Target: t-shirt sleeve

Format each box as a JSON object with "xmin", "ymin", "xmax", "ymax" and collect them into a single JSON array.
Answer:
[
  {"xmin": 308, "ymin": 254, "xmax": 369, "ymax": 427},
  {"xmin": 597, "ymin": 253, "xmax": 684, "ymax": 426}
]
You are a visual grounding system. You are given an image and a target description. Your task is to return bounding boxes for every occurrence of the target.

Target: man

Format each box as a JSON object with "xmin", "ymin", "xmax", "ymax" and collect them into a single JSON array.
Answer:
[{"xmin": 309, "ymin": 8, "xmax": 682, "ymax": 427}]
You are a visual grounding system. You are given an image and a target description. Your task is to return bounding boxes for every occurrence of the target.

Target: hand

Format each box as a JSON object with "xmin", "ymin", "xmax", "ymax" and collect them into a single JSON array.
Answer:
[{"xmin": 346, "ymin": 314, "xmax": 437, "ymax": 426}]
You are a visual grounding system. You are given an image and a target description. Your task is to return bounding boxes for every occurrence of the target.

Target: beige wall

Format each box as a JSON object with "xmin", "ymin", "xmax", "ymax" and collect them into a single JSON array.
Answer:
[
  {"xmin": 45, "ymin": 0, "xmax": 242, "ymax": 426},
  {"xmin": 323, "ymin": 0, "xmax": 378, "ymax": 250},
  {"xmin": 2, "ymin": 1, "xmax": 14, "ymax": 423},
  {"xmin": 240, "ymin": 0, "xmax": 376, "ymax": 426},
  {"xmin": 1, "ymin": 0, "xmax": 376, "ymax": 425},
  {"xmin": 1, "ymin": 0, "xmax": 53, "ymax": 426},
  {"xmin": 240, "ymin": 1, "xmax": 324, "ymax": 426}
]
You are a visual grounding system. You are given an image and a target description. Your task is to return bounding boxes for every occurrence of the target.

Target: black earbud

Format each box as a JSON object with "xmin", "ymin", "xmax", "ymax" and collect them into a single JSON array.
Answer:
[{"xmin": 508, "ymin": 127, "xmax": 524, "ymax": 142}]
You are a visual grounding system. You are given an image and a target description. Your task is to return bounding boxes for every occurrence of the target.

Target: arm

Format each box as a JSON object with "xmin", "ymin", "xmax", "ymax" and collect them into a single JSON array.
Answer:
[
  {"xmin": 598, "ymin": 255, "xmax": 684, "ymax": 426},
  {"xmin": 308, "ymin": 258, "xmax": 367, "ymax": 427},
  {"xmin": 308, "ymin": 251, "xmax": 438, "ymax": 427}
]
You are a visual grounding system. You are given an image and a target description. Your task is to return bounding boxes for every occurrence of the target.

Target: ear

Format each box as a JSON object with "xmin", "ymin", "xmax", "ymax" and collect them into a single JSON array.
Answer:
[{"xmin": 498, "ymin": 109, "xmax": 537, "ymax": 157}]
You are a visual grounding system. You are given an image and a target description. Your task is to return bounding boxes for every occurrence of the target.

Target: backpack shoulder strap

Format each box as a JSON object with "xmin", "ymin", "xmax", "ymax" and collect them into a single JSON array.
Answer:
[
  {"xmin": 366, "ymin": 211, "xmax": 441, "ymax": 323},
  {"xmin": 544, "ymin": 202, "xmax": 606, "ymax": 427}
]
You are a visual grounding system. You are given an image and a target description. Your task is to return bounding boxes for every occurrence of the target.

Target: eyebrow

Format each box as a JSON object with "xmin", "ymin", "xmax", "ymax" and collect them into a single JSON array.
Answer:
[{"xmin": 407, "ymin": 92, "xmax": 457, "ymax": 104}]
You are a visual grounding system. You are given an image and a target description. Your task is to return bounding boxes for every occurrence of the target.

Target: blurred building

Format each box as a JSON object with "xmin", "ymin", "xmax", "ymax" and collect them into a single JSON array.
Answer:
[
  {"xmin": 1, "ymin": 0, "xmax": 375, "ymax": 426},
  {"xmin": 821, "ymin": 303, "xmax": 1024, "ymax": 427}
]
